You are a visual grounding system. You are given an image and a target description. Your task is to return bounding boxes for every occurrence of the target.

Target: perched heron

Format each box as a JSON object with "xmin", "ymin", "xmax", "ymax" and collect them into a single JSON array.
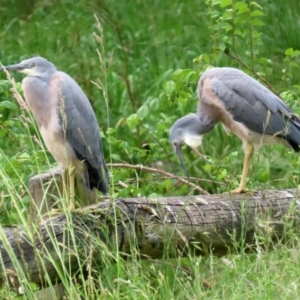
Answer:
[
  {"xmin": 170, "ymin": 67, "xmax": 300, "ymax": 193},
  {"xmin": 0, "ymin": 57, "xmax": 109, "ymax": 209}
]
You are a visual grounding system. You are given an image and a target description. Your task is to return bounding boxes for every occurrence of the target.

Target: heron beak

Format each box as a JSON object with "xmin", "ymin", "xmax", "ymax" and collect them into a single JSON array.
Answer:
[
  {"xmin": 190, "ymin": 147, "xmax": 211, "ymax": 164},
  {"xmin": 0, "ymin": 64, "xmax": 28, "ymax": 71},
  {"xmin": 175, "ymin": 144, "xmax": 189, "ymax": 178}
]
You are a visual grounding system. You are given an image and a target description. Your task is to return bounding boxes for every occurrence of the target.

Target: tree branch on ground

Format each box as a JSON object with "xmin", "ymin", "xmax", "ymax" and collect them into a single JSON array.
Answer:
[{"xmin": 107, "ymin": 162, "xmax": 210, "ymax": 194}]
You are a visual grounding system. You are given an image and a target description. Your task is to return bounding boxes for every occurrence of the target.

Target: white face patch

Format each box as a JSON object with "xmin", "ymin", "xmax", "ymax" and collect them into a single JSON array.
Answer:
[
  {"xmin": 20, "ymin": 68, "xmax": 39, "ymax": 76},
  {"xmin": 184, "ymin": 134, "xmax": 203, "ymax": 148}
]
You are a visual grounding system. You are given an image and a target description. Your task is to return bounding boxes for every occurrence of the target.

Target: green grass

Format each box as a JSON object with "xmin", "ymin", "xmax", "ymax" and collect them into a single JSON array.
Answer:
[{"xmin": 1, "ymin": 0, "xmax": 300, "ymax": 298}]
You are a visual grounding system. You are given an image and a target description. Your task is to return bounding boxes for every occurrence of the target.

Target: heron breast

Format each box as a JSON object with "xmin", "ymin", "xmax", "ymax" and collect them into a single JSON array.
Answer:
[{"xmin": 40, "ymin": 115, "xmax": 77, "ymax": 169}]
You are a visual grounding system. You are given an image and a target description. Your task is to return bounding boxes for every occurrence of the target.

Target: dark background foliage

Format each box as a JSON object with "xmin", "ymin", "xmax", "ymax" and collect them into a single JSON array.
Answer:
[{"xmin": 0, "ymin": 0, "xmax": 300, "ymax": 221}]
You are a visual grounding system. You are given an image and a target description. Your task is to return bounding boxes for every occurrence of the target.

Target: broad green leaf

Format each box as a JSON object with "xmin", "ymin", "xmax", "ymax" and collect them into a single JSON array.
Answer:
[
  {"xmin": 233, "ymin": 2, "xmax": 248, "ymax": 11},
  {"xmin": 149, "ymin": 98, "xmax": 160, "ymax": 110},
  {"xmin": 250, "ymin": 1, "xmax": 263, "ymax": 9},
  {"xmin": 0, "ymin": 101, "xmax": 18, "ymax": 111},
  {"xmin": 220, "ymin": 0, "xmax": 232, "ymax": 7},
  {"xmin": 201, "ymin": 53, "xmax": 211, "ymax": 64},
  {"xmin": 225, "ymin": 23, "xmax": 233, "ymax": 32},
  {"xmin": 163, "ymin": 80, "xmax": 176, "ymax": 94},
  {"xmin": 16, "ymin": 152, "xmax": 31, "ymax": 162},
  {"xmin": 250, "ymin": 10, "xmax": 265, "ymax": 17},
  {"xmin": 137, "ymin": 105, "xmax": 149, "ymax": 119},
  {"xmin": 126, "ymin": 113, "xmax": 140, "ymax": 129},
  {"xmin": 115, "ymin": 118, "xmax": 126, "ymax": 129},
  {"xmin": 288, "ymin": 61, "xmax": 300, "ymax": 68},
  {"xmin": 285, "ymin": 48, "xmax": 294, "ymax": 56},
  {"xmin": 223, "ymin": 9, "xmax": 233, "ymax": 20},
  {"xmin": 291, "ymin": 50, "xmax": 300, "ymax": 57},
  {"xmin": 250, "ymin": 19, "xmax": 264, "ymax": 26},
  {"xmin": 211, "ymin": 0, "xmax": 220, "ymax": 5},
  {"xmin": 210, "ymin": 10, "xmax": 220, "ymax": 18},
  {"xmin": 0, "ymin": 80, "xmax": 12, "ymax": 91},
  {"xmin": 106, "ymin": 127, "xmax": 116, "ymax": 135},
  {"xmin": 236, "ymin": 6, "xmax": 249, "ymax": 14},
  {"xmin": 172, "ymin": 69, "xmax": 197, "ymax": 82},
  {"xmin": 255, "ymin": 57, "xmax": 273, "ymax": 65},
  {"xmin": 234, "ymin": 29, "xmax": 243, "ymax": 36}
]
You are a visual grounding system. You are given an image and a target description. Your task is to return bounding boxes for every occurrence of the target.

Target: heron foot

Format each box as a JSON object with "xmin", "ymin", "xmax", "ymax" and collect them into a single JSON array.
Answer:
[
  {"xmin": 230, "ymin": 187, "xmax": 253, "ymax": 195},
  {"xmin": 42, "ymin": 205, "xmax": 76, "ymax": 218},
  {"xmin": 42, "ymin": 208, "xmax": 62, "ymax": 218}
]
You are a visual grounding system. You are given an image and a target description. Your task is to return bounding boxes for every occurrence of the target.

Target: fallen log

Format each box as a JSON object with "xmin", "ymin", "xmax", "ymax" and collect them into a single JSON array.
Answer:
[{"xmin": 1, "ymin": 189, "xmax": 299, "ymax": 290}]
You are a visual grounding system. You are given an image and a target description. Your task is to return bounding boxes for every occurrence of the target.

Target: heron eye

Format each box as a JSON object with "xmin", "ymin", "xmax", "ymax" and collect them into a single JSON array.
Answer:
[{"xmin": 30, "ymin": 63, "xmax": 35, "ymax": 67}]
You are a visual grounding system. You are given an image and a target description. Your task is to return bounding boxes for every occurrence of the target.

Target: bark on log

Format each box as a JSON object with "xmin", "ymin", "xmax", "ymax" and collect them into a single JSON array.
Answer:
[
  {"xmin": 1, "ymin": 189, "xmax": 300, "ymax": 290},
  {"xmin": 28, "ymin": 167, "xmax": 98, "ymax": 299}
]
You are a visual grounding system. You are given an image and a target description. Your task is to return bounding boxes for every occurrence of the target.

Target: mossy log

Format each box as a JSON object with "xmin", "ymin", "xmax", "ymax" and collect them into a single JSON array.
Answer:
[{"xmin": 1, "ymin": 188, "xmax": 299, "ymax": 291}]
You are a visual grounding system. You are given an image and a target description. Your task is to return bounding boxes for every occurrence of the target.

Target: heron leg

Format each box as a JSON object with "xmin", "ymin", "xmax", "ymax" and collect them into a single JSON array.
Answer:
[
  {"xmin": 69, "ymin": 164, "xmax": 76, "ymax": 211},
  {"xmin": 43, "ymin": 168, "xmax": 74, "ymax": 217},
  {"xmin": 231, "ymin": 143, "xmax": 254, "ymax": 194},
  {"xmin": 62, "ymin": 169, "xmax": 67, "ymax": 200}
]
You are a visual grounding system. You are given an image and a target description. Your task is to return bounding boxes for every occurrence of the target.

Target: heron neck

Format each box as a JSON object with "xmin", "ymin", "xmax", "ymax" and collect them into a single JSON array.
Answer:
[{"xmin": 198, "ymin": 113, "xmax": 217, "ymax": 134}]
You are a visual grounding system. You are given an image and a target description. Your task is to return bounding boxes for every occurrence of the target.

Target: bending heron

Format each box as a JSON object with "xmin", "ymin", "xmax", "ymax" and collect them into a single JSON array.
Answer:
[
  {"xmin": 170, "ymin": 67, "xmax": 300, "ymax": 193},
  {"xmin": 0, "ymin": 57, "xmax": 109, "ymax": 209}
]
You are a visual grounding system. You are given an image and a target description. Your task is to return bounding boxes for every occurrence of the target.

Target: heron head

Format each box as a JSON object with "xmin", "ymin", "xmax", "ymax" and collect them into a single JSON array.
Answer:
[
  {"xmin": 169, "ymin": 113, "xmax": 209, "ymax": 176},
  {"xmin": 0, "ymin": 57, "xmax": 57, "ymax": 77}
]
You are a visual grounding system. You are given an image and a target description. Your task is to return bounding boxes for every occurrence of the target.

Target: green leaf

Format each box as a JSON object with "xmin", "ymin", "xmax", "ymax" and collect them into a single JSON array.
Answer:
[
  {"xmin": 16, "ymin": 152, "xmax": 31, "ymax": 162},
  {"xmin": 237, "ymin": 7, "xmax": 249, "ymax": 14},
  {"xmin": 163, "ymin": 80, "xmax": 176, "ymax": 94},
  {"xmin": 178, "ymin": 90, "xmax": 193, "ymax": 105},
  {"xmin": 220, "ymin": 0, "xmax": 232, "ymax": 7},
  {"xmin": 0, "ymin": 101, "xmax": 18, "ymax": 111},
  {"xmin": 149, "ymin": 98, "xmax": 160, "ymax": 110},
  {"xmin": 250, "ymin": 1, "xmax": 263, "ymax": 10},
  {"xmin": 255, "ymin": 57, "xmax": 273, "ymax": 66},
  {"xmin": 125, "ymin": 113, "xmax": 140, "ymax": 129},
  {"xmin": 291, "ymin": 50, "xmax": 300, "ymax": 58},
  {"xmin": 234, "ymin": 29, "xmax": 243, "ymax": 36},
  {"xmin": 250, "ymin": 10, "xmax": 265, "ymax": 17},
  {"xmin": 137, "ymin": 105, "xmax": 149, "ymax": 119},
  {"xmin": 0, "ymin": 80, "xmax": 12, "ymax": 91},
  {"xmin": 211, "ymin": 0, "xmax": 220, "ymax": 5},
  {"xmin": 201, "ymin": 53, "xmax": 211, "ymax": 64},
  {"xmin": 233, "ymin": 2, "xmax": 249, "ymax": 13},
  {"xmin": 225, "ymin": 23, "xmax": 233, "ymax": 32},
  {"xmin": 210, "ymin": 10, "xmax": 220, "ymax": 18},
  {"xmin": 115, "ymin": 118, "xmax": 126, "ymax": 129},
  {"xmin": 288, "ymin": 61, "xmax": 299, "ymax": 68},
  {"xmin": 250, "ymin": 19, "xmax": 264, "ymax": 26},
  {"xmin": 172, "ymin": 69, "xmax": 198, "ymax": 83},
  {"xmin": 223, "ymin": 9, "xmax": 233, "ymax": 20},
  {"xmin": 285, "ymin": 48, "xmax": 294, "ymax": 56},
  {"xmin": 106, "ymin": 127, "xmax": 116, "ymax": 135},
  {"xmin": 193, "ymin": 54, "xmax": 211, "ymax": 64}
]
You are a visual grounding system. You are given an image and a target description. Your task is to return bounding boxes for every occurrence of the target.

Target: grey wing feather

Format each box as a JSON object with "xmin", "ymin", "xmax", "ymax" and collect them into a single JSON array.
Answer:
[
  {"xmin": 209, "ymin": 68, "xmax": 300, "ymax": 150},
  {"xmin": 56, "ymin": 72, "xmax": 109, "ymax": 192}
]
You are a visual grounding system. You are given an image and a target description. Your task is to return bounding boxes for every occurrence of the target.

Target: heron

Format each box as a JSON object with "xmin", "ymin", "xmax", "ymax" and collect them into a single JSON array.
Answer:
[
  {"xmin": 169, "ymin": 67, "xmax": 300, "ymax": 193},
  {"xmin": 0, "ymin": 57, "xmax": 109, "ymax": 209}
]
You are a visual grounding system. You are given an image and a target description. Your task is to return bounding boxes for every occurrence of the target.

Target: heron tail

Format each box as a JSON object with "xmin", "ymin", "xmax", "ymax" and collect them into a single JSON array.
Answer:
[
  {"xmin": 86, "ymin": 160, "xmax": 109, "ymax": 194},
  {"xmin": 286, "ymin": 117, "xmax": 300, "ymax": 152},
  {"xmin": 74, "ymin": 149, "xmax": 109, "ymax": 194}
]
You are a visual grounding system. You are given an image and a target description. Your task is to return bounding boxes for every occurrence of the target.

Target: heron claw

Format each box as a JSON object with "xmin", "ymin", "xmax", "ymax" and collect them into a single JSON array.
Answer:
[
  {"xmin": 229, "ymin": 187, "xmax": 254, "ymax": 195},
  {"xmin": 42, "ymin": 208, "xmax": 62, "ymax": 218}
]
